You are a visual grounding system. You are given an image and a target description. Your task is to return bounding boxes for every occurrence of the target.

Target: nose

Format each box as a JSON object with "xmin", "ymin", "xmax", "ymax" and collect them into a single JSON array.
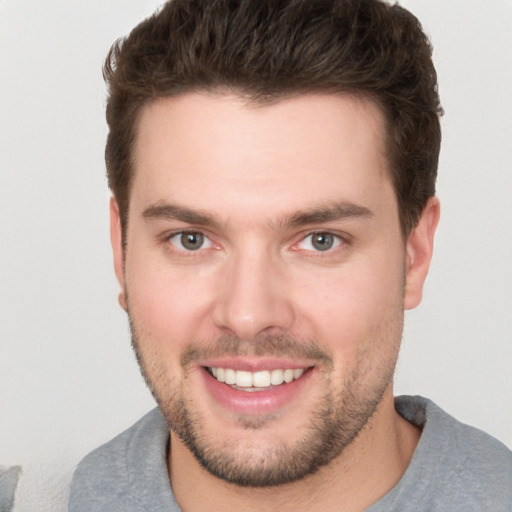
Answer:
[{"xmin": 212, "ymin": 249, "xmax": 295, "ymax": 340}]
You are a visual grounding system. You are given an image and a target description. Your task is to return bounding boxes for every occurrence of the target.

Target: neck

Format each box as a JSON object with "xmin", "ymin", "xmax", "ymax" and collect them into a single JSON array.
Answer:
[{"xmin": 168, "ymin": 390, "xmax": 420, "ymax": 512}]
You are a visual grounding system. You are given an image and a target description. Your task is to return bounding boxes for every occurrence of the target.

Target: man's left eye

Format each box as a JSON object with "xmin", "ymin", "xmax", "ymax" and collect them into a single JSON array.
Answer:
[
  {"xmin": 169, "ymin": 231, "xmax": 213, "ymax": 251},
  {"xmin": 297, "ymin": 232, "xmax": 343, "ymax": 252}
]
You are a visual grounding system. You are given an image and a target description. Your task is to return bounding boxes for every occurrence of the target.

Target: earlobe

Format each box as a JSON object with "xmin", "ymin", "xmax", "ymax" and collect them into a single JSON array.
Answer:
[
  {"xmin": 110, "ymin": 197, "xmax": 127, "ymax": 310},
  {"xmin": 404, "ymin": 197, "xmax": 440, "ymax": 310}
]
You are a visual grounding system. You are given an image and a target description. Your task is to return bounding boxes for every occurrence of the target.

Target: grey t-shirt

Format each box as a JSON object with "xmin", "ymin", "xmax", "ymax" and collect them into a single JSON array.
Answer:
[{"xmin": 68, "ymin": 396, "xmax": 512, "ymax": 511}]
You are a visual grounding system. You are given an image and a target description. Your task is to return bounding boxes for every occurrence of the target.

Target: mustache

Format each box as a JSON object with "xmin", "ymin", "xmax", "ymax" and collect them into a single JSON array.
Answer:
[{"xmin": 180, "ymin": 334, "xmax": 334, "ymax": 369}]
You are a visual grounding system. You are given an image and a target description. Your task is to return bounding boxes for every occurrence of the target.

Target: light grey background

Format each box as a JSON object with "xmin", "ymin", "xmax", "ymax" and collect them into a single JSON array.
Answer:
[{"xmin": 1, "ymin": 1, "xmax": 511, "ymax": 511}]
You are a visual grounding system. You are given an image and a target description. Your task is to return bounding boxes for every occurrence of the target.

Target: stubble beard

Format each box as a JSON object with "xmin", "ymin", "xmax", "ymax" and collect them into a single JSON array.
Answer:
[{"xmin": 128, "ymin": 317, "xmax": 402, "ymax": 488}]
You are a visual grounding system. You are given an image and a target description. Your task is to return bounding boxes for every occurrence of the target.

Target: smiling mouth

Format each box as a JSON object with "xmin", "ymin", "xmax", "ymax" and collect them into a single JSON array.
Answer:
[{"xmin": 206, "ymin": 367, "xmax": 309, "ymax": 391}]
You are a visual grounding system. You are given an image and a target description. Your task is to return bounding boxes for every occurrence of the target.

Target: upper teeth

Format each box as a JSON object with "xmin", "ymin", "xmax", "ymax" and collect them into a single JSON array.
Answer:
[{"xmin": 210, "ymin": 367, "xmax": 305, "ymax": 388}]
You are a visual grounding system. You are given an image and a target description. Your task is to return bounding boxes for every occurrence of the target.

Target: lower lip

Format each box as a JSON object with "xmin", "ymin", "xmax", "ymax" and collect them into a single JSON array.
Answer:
[{"xmin": 200, "ymin": 367, "xmax": 313, "ymax": 415}]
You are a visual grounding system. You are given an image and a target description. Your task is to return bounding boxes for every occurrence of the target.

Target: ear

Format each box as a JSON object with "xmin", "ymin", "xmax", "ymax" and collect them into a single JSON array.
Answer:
[
  {"xmin": 110, "ymin": 197, "xmax": 127, "ymax": 310},
  {"xmin": 404, "ymin": 197, "xmax": 440, "ymax": 310}
]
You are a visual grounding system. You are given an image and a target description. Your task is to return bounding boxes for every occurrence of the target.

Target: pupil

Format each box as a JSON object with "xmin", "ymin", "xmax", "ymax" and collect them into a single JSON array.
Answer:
[
  {"xmin": 182, "ymin": 232, "xmax": 203, "ymax": 250},
  {"xmin": 312, "ymin": 233, "xmax": 333, "ymax": 251}
]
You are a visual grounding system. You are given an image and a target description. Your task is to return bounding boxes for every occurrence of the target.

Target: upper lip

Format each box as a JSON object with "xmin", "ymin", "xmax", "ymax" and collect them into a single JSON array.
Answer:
[{"xmin": 196, "ymin": 357, "xmax": 315, "ymax": 372}]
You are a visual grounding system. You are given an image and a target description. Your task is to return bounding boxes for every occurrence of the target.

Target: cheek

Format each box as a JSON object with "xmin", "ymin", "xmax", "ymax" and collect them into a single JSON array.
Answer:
[
  {"xmin": 125, "ymin": 254, "xmax": 217, "ymax": 354},
  {"xmin": 294, "ymin": 256, "xmax": 405, "ymax": 351}
]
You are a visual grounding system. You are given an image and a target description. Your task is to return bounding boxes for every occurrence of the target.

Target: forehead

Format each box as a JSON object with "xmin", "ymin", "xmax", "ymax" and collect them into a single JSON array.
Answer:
[{"xmin": 131, "ymin": 92, "xmax": 394, "ymax": 221}]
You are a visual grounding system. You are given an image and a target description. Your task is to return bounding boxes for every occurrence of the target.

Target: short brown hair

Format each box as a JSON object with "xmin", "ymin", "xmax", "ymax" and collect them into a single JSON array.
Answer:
[{"xmin": 104, "ymin": 0, "xmax": 442, "ymax": 237}]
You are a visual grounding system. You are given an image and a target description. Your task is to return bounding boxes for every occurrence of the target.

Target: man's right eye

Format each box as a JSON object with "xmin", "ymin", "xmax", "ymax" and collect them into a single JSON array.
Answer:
[{"xmin": 168, "ymin": 231, "xmax": 213, "ymax": 251}]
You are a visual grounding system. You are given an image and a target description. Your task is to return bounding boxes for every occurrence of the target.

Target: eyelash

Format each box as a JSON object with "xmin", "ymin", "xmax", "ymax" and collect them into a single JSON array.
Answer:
[
  {"xmin": 165, "ymin": 230, "xmax": 215, "ymax": 252},
  {"xmin": 162, "ymin": 229, "xmax": 350, "ymax": 255},
  {"xmin": 294, "ymin": 231, "xmax": 347, "ymax": 253}
]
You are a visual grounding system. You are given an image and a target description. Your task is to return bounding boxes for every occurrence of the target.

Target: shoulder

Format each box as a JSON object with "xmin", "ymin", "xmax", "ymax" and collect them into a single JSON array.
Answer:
[
  {"xmin": 392, "ymin": 395, "xmax": 512, "ymax": 510},
  {"xmin": 68, "ymin": 408, "xmax": 172, "ymax": 512},
  {"xmin": 396, "ymin": 395, "xmax": 512, "ymax": 472}
]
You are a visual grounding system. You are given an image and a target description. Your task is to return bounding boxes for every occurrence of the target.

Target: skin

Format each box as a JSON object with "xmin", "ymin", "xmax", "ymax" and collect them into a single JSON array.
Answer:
[{"xmin": 111, "ymin": 92, "xmax": 439, "ymax": 512}]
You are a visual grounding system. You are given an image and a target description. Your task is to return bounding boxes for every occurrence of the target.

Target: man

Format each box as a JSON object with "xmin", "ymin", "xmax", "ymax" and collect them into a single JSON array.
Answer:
[{"xmin": 68, "ymin": 0, "xmax": 512, "ymax": 510}]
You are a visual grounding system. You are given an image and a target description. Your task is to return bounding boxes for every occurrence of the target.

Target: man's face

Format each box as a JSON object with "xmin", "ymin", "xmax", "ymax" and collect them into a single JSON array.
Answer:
[{"xmin": 112, "ymin": 93, "xmax": 428, "ymax": 486}]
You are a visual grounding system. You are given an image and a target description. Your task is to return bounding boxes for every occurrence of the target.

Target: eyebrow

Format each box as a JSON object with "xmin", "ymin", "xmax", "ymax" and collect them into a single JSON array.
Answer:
[
  {"xmin": 143, "ymin": 203, "xmax": 220, "ymax": 228},
  {"xmin": 142, "ymin": 200, "xmax": 373, "ymax": 230},
  {"xmin": 285, "ymin": 201, "xmax": 374, "ymax": 228}
]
